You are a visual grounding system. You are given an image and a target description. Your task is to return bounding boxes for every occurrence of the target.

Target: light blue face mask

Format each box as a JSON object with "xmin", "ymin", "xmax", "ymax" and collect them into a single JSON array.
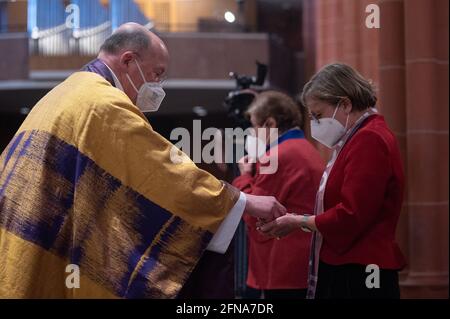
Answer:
[{"xmin": 126, "ymin": 60, "xmax": 166, "ymax": 113}]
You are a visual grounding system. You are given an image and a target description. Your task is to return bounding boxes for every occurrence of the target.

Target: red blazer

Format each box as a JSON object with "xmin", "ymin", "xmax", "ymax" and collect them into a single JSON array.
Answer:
[
  {"xmin": 315, "ymin": 115, "xmax": 406, "ymax": 269},
  {"xmin": 233, "ymin": 132, "xmax": 325, "ymax": 289}
]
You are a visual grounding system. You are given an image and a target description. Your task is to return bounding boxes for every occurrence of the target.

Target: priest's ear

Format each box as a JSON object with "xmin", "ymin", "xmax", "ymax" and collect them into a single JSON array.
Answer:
[{"xmin": 119, "ymin": 51, "xmax": 137, "ymax": 70}]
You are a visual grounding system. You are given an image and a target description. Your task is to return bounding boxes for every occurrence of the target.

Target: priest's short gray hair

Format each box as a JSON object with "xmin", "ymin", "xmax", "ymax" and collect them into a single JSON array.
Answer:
[{"xmin": 100, "ymin": 28, "xmax": 150, "ymax": 55}]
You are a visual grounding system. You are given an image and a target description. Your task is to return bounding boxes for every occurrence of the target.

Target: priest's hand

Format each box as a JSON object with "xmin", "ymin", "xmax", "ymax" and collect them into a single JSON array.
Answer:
[
  {"xmin": 257, "ymin": 214, "xmax": 317, "ymax": 238},
  {"xmin": 244, "ymin": 194, "xmax": 287, "ymax": 222}
]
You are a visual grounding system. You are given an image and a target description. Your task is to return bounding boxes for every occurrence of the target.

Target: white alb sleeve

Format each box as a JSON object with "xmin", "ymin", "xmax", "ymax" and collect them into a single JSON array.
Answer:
[{"xmin": 206, "ymin": 192, "xmax": 247, "ymax": 254}]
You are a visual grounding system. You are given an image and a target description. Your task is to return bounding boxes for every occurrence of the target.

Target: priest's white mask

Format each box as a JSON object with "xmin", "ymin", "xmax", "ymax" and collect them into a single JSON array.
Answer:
[{"xmin": 126, "ymin": 60, "xmax": 166, "ymax": 113}]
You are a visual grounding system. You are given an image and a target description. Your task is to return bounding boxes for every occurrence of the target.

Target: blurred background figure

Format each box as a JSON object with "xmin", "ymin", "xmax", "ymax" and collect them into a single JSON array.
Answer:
[
  {"xmin": 0, "ymin": 0, "xmax": 448, "ymax": 298},
  {"xmin": 232, "ymin": 90, "xmax": 325, "ymax": 299}
]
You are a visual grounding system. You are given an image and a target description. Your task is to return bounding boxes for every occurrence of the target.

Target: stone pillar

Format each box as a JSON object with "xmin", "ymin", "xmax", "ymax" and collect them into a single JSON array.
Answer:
[
  {"xmin": 359, "ymin": 0, "xmax": 380, "ymax": 85},
  {"xmin": 402, "ymin": 0, "xmax": 449, "ymax": 298},
  {"xmin": 377, "ymin": 0, "xmax": 409, "ymax": 285},
  {"xmin": 342, "ymin": 0, "xmax": 362, "ymax": 69},
  {"xmin": 315, "ymin": 0, "xmax": 379, "ymax": 81}
]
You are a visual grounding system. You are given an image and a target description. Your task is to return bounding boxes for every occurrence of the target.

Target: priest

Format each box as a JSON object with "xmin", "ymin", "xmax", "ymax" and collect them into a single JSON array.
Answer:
[{"xmin": 0, "ymin": 23, "xmax": 286, "ymax": 298}]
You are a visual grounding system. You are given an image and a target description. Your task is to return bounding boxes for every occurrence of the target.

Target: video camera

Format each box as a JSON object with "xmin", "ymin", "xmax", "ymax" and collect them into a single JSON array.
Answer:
[{"xmin": 223, "ymin": 61, "xmax": 268, "ymax": 129}]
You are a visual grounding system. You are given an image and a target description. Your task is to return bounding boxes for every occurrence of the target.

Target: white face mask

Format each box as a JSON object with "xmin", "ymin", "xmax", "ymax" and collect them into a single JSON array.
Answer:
[
  {"xmin": 245, "ymin": 123, "xmax": 273, "ymax": 159},
  {"xmin": 311, "ymin": 104, "xmax": 349, "ymax": 148},
  {"xmin": 126, "ymin": 60, "xmax": 166, "ymax": 113},
  {"xmin": 245, "ymin": 135, "xmax": 267, "ymax": 159}
]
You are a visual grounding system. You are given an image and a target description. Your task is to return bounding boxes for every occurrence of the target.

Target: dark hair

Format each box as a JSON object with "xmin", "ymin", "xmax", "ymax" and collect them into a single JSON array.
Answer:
[
  {"xmin": 100, "ymin": 29, "xmax": 150, "ymax": 54},
  {"xmin": 301, "ymin": 63, "xmax": 377, "ymax": 111},
  {"xmin": 246, "ymin": 90, "xmax": 303, "ymax": 133}
]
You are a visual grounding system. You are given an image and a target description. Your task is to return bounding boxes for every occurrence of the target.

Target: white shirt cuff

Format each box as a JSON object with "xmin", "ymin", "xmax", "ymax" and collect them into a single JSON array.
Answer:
[{"xmin": 206, "ymin": 192, "xmax": 246, "ymax": 254}]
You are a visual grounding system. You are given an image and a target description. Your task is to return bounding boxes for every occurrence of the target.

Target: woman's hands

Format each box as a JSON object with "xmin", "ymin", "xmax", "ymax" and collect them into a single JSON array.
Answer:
[
  {"xmin": 257, "ymin": 214, "xmax": 317, "ymax": 238},
  {"xmin": 244, "ymin": 194, "xmax": 287, "ymax": 223}
]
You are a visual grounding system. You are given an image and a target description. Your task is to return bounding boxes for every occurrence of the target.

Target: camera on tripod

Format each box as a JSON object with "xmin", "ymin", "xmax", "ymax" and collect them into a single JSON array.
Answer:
[{"xmin": 224, "ymin": 61, "xmax": 268, "ymax": 129}]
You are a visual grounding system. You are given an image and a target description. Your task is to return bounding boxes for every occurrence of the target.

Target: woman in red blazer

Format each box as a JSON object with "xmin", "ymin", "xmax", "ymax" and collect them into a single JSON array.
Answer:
[
  {"xmin": 233, "ymin": 90, "xmax": 325, "ymax": 299},
  {"xmin": 260, "ymin": 63, "xmax": 406, "ymax": 299}
]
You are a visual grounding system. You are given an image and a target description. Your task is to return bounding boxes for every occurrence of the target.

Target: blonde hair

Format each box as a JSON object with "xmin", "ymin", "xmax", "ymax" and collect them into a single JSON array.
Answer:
[{"xmin": 301, "ymin": 63, "xmax": 377, "ymax": 111}]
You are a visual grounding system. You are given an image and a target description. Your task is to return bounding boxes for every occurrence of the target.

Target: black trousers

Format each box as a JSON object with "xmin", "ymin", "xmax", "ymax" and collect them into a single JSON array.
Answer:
[{"xmin": 315, "ymin": 261, "xmax": 400, "ymax": 299}]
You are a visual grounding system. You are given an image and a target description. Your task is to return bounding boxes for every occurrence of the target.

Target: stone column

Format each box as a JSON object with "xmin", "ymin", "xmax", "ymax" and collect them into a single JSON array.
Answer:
[
  {"xmin": 377, "ymin": 0, "xmax": 409, "ymax": 285},
  {"xmin": 402, "ymin": 0, "xmax": 449, "ymax": 298}
]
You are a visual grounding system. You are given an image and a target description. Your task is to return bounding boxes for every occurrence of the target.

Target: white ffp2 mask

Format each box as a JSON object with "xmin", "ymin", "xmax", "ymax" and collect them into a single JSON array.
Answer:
[
  {"xmin": 245, "ymin": 135, "xmax": 267, "ymax": 159},
  {"xmin": 126, "ymin": 60, "xmax": 166, "ymax": 113},
  {"xmin": 311, "ymin": 104, "xmax": 349, "ymax": 148}
]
